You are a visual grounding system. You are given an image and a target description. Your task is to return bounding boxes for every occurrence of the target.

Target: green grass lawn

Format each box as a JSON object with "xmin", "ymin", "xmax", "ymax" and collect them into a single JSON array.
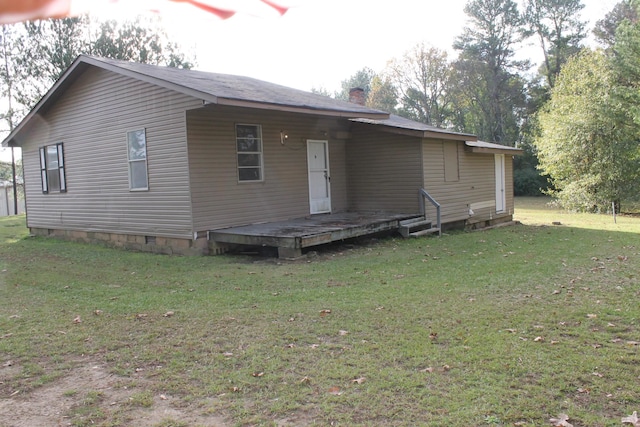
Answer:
[{"xmin": 1, "ymin": 198, "xmax": 639, "ymax": 426}]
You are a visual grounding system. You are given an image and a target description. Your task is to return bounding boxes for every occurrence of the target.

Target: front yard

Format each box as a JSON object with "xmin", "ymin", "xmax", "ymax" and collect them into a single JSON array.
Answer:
[{"xmin": 1, "ymin": 198, "xmax": 639, "ymax": 426}]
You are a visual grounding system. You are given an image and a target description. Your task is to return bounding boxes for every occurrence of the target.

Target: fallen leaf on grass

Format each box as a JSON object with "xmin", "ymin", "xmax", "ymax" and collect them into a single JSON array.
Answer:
[
  {"xmin": 442, "ymin": 364, "xmax": 451, "ymax": 371},
  {"xmin": 73, "ymin": 316, "xmax": 82, "ymax": 324},
  {"xmin": 222, "ymin": 352, "xmax": 233, "ymax": 357},
  {"xmin": 505, "ymin": 328, "xmax": 517, "ymax": 333},
  {"xmin": 160, "ymin": 394, "xmax": 167, "ymax": 400},
  {"xmin": 549, "ymin": 413, "xmax": 573, "ymax": 427},
  {"xmin": 0, "ymin": 333, "xmax": 13, "ymax": 340},
  {"xmin": 626, "ymin": 341, "xmax": 640, "ymax": 346},
  {"xmin": 93, "ymin": 310, "xmax": 103, "ymax": 316},
  {"xmin": 339, "ymin": 330, "xmax": 349, "ymax": 336},
  {"xmin": 327, "ymin": 386, "xmax": 342, "ymax": 395},
  {"xmin": 319, "ymin": 309, "xmax": 332, "ymax": 317},
  {"xmin": 163, "ymin": 311, "xmax": 175, "ymax": 317},
  {"xmin": 420, "ymin": 367, "xmax": 435, "ymax": 373},
  {"xmin": 622, "ymin": 411, "xmax": 640, "ymax": 426},
  {"xmin": 429, "ymin": 332, "xmax": 438, "ymax": 340},
  {"xmin": 552, "ymin": 290, "xmax": 561, "ymax": 295},
  {"xmin": 592, "ymin": 372, "xmax": 604, "ymax": 378},
  {"xmin": 300, "ymin": 376, "xmax": 311, "ymax": 384},
  {"xmin": 587, "ymin": 314, "xmax": 597, "ymax": 319},
  {"xmin": 351, "ymin": 377, "xmax": 366, "ymax": 384},
  {"xmin": 285, "ymin": 343, "xmax": 296, "ymax": 348},
  {"xmin": 135, "ymin": 313, "xmax": 148, "ymax": 320},
  {"xmin": 2, "ymin": 361, "xmax": 13, "ymax": 367},
  {"xmin": 618, "ymin": 255, "xmax": 628, "ymax": 261},
  {"xmin": 252, "ymin": 372, "xmax": 264, "ymax": 377},
  {"xmin": 534, "ymin": 336, "xmax": 545, "ymax": 342}
]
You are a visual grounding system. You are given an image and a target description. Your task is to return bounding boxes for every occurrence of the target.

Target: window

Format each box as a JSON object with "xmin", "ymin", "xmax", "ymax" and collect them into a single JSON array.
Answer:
[
  {"xmin": 127, "ymin": 129, "xmax": 148, "ymax": 190},
  {"xmin": 39, "ymin": 143, "xmax": 66, "ymax": 193},
  {"xmin": 236, "ymin": 124, "xmax": 263, "ymax": 182},
  {"xmin": 443, "ymin": 142, "xmax": 459, "ymax": 182}
]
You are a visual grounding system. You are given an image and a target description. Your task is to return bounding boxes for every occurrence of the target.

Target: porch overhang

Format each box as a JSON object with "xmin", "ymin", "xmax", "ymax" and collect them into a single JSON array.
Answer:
[{"xmin": 465, "ymin": 140, "xmax": 523, "ymax": 155}]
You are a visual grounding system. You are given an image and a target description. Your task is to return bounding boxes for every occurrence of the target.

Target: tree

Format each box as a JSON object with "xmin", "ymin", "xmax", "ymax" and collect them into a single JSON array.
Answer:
[
  {"xmin": 334, "ymin": 67, "xmax": 375, "ymax": 101},
  {"xmin": 387, "ymin": 43, "xmax": 453, "ymax": 126},
  {"xmin": 523, "ymin": 0, "xmax": 587, "ymax": 89},
  {"xmin": 367, "ymin": 74, "xmax": 398, "ymax": 113},
  {"xmin": 90, "ymin": 17, "xmax": 194, "ymax": 69},
  {"xmin": 613, "ymin": 0, "xmax": 640, "ymax": 124},
  {"xmin": 10, "ymin": 15, "xmax": 195, "ymax": 111},
  {"xmin": 453, "ymin": 0, "xmax": 528, "ymax": 144},
  {"xmin": 16, "ymin": 17, "xmax": 90, "ymax": 108},
  {"xmin": 535, "ymin": 49, "xmax": 640, "ymax": 212},
  {"xmin": 594, "ymin": 0, "xmax": 638, "ymax": 48}
]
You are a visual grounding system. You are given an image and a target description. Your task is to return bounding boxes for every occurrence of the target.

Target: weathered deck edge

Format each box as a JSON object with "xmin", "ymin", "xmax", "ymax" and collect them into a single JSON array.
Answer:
[{"xmin": 209, "ymin": 212, "xmax": 421, "ymax": 258}]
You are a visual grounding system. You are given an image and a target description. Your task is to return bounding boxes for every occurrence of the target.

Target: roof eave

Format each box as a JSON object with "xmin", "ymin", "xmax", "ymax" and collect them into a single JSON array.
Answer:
[
  {"xmin": 216, "ymin": 98, "xmax": 389, "ymax": 119},
  {"xmin": 465, "ymin": 145, "xmax": 523, "ymax": 155},
  {"xmin": 423, "ymin": 130, "xmax": 477, "ymax": 141}
]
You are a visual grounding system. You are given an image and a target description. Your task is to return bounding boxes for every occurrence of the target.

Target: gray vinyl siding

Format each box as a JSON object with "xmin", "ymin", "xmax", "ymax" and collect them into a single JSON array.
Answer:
[
  {"xmin": 423, "ymin": 141, "xmax": 512, "ymax": 223},
  {"xmin": 20, "ymin": 67, "xmax": 200, "ymax": 238},
  {"xmin": 346, "ymin": 127, "xmax": 423, "ymax": 213},
  {"xmin": 187, "ymin": 106, "xmax": 348, "ymax": 231}
]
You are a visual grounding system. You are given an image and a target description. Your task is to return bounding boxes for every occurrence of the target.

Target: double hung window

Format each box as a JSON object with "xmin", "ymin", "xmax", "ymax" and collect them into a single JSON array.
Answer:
[
  {"xmin": 127, "ymin": 129, "xmax": 148, "ymax": 190},
  {"xmin": 39, "ymin": 143, "xmax": 66, "ymax": 193},
  {"xmin": 236, "ymin": 124, "xmax": 263, "ymax": 182}
]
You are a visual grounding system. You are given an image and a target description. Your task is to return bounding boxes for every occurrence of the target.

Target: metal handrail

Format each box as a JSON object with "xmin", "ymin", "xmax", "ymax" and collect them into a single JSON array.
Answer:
[{"xmin": 419, "ymin": 188, "xmax": 441, "ymax": 236}]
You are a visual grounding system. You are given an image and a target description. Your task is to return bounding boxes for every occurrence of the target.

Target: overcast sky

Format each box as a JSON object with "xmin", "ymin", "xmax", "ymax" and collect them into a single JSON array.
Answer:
[{"xmin": 0, "ymin": 0, "xmax": 622, "ymax": 162}]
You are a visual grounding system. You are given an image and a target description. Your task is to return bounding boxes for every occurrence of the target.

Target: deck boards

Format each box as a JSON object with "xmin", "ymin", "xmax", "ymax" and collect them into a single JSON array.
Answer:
[{"xmin": 209, "ymin": 212, "xmax": 420, "ymax": 258}]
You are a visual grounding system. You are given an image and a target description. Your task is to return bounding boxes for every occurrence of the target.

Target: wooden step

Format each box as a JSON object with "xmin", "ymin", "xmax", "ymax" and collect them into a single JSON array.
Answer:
[
  {"xmin": 399, "ymin": 219, "xmax": 432, "ymax": 238},
  {"xmin": 409, "ymin": 227, "xmax": 441, "ymax": 237}
]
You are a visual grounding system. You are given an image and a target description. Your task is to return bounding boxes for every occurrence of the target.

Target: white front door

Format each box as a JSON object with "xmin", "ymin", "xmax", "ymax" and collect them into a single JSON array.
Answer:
[
  {"xmin": 307, "ymin": 140, "xmax": 331, "ymax": 214},
  {"xmin": 495, "ymin": 154, "xmax": 506, "ymax": 213}
]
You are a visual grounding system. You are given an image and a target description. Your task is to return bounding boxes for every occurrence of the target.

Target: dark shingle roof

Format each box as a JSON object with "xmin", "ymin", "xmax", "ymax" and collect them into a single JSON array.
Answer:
[
  {"xmin": 2, "ymin": 55, "xmax": 391, "ymax": 147},
  {"xmin": 91, "ymin": 56, "xmax": 387, "ymax": 117},
  {"xmin": 350, "ymin": 114, "xmax": 476, "ymax": 141}
]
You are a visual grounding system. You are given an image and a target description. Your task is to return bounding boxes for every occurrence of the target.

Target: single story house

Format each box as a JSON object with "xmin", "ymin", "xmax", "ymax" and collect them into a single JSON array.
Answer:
[{"xmin": 1, "ymin": 55, "xmax": 521, "ymax": 257}]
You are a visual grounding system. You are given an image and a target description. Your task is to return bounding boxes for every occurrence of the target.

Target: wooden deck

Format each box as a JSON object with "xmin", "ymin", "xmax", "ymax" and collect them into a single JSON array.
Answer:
[{"xmin": 209, "ymin": 212, "xmax": 421, "ymax": 258}]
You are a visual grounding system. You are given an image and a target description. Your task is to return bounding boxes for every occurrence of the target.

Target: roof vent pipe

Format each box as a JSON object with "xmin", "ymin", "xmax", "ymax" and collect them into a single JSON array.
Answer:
[{"xmin": 348, "ymin": 87, "xmax": 366, "ymax": 106}]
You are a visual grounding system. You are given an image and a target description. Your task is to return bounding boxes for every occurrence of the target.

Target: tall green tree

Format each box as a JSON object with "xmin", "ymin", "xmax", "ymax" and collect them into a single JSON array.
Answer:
[
  {"xmin": 10, "ymin": 15, "xmax": 195, "ymax": 112},
  {"xmin": 334, "ymin": 67, "xmax": 376, "ymax": 101},
  {"xmin": 0, "ymin": 24, "xmax": 20, "ymax": 134},
  {"xmin": 16, "ymin": 17, "xmax": 90, "ymax": 108},
  {"xmin": 523, "ymin": 0, "xmax": 587, "ymax": 89},
  {"xmin": 453, "ymin": 0, "xmax": 527, "ymax": 145},
  {"xmin": 367, "ymin": 74, "xmax": 398, "ymax": 113},
  {"xmin": 594, "ymin": 0, "xmax": 638, "ymax": 48},
  {"xmin": 387, "ymin": 43, "xmax": 453, "ymax": 127},
  {"xmin": 535, "ymin": 49, "xmax": 640, "ymax": 211},
  {"xmin": 90, "ymin": 17, "xmax": 194, "ymax": 69}
]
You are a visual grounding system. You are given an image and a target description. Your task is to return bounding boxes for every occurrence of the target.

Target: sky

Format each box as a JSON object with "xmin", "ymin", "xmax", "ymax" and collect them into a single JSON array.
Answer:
[{"xmin": 0, "ymin": 0, "xmax": 621, "ymax": 163}]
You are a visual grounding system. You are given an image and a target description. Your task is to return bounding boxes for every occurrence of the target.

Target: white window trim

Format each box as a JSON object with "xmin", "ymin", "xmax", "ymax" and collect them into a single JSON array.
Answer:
[
  {"xmin": 127, "ymin": 128, "xmax": 149, "ymax": 191},
  {"xmin": 235, "ymin": 123, "xmax": 264, "ymax": 183}
]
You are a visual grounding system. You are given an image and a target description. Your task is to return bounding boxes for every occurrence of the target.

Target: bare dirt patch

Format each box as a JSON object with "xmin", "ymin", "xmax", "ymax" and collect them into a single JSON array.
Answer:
[{"xmin": 0, "ymin": 360, "xmax": 229, "ymax": 427}]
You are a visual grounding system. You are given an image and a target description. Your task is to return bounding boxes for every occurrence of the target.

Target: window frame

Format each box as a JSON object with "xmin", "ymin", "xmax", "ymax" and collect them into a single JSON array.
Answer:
[
  {"xmin": 127, "ymin": 128, "xmax": 149, "ymax": 191},
  {"xmin": 235, "ymin": 123, "xmax": 264, "ymax": 183},
  {"xmin": 39, "ymin": 142, "xmax": 66, "ymax": 194}
]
